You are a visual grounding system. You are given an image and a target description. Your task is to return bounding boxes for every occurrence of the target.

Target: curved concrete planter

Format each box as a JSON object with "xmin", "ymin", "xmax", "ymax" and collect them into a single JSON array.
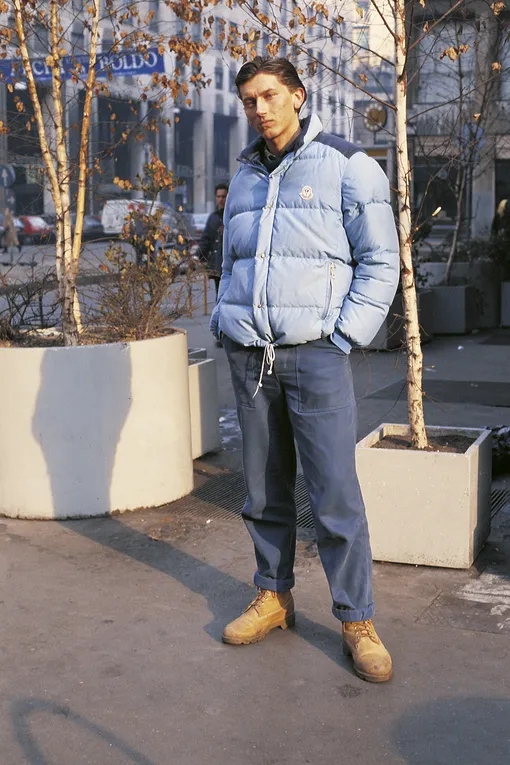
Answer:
[
  {"xmin": 356, "ymin": 424, "xmax": 492, "ymax": 569},
  {"xmin": 0, "ymin": 332, "xmax": 194, "ymax": 519}
]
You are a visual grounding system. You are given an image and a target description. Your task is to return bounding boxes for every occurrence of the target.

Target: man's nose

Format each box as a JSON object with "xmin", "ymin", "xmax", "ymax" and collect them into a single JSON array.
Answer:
[{"xmin": 255, "ymin": 98, "xmax": 267, "ymax": 116}]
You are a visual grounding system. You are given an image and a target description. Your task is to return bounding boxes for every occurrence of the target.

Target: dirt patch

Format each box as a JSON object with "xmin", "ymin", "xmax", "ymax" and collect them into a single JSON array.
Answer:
[
  {"xmin": 0, "ymin": 327, "xmax": 176, "ymax": 348},
  {"xmin": 373, "ymin": 433, "xmax": 477, "ymax": 454}
]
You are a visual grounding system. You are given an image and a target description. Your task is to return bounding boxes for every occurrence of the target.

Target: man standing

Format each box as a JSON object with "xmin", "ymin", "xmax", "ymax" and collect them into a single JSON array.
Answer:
[
  {"xmin": 210, "ymin": 57, "xmax": 399, "ymax": 683},
  {"xmin": 198, "ymin": 182, "xmax": 229, "ymax": 299}
]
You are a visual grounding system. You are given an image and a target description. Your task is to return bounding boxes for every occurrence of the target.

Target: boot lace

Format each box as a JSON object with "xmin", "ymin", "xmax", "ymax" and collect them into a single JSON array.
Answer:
[
  {"xmin": 349, "ymin": 620, "xmax": 379, "ymax": 644},
  {"xmin": 244, "ymin": 588, "xmax": 274, "ymax": 615}
]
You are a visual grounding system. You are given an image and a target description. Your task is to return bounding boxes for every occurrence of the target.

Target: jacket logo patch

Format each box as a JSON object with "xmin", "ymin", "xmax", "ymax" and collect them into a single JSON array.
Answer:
[{"xmin": 299, "ymin": 185, "xmax": 314, "ymax": 200}]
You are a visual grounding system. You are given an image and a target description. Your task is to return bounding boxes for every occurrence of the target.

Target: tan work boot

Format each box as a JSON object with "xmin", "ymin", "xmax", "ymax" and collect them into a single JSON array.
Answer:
[
  {"xmin": 222, "ymin": 588, "xmax": 295, "ymax": 645},
  {"xmin": 342, "ymin": 619, "xmax": 392, "ymax": 683}
]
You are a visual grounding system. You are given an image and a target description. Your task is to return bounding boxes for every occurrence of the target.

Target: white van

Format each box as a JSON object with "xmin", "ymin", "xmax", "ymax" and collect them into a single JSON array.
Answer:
[{"xmin": 101, "ymin": 199, "xmax": 163, "ymax": 236}]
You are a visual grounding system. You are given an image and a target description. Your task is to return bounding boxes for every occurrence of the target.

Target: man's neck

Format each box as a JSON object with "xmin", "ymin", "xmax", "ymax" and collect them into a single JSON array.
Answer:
[{"xmin": 265, "ymin": 122, "xmax": 302, "ymax": 157}]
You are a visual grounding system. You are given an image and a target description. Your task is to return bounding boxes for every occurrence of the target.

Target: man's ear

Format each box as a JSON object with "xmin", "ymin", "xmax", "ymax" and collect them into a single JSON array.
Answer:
[{"xmin": 293, "ymin": 87, "xmax": 306, "ymax": 112}]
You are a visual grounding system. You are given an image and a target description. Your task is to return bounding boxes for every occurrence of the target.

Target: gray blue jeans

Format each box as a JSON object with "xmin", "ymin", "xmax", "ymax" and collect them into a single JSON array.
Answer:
[{"xmin": 223, "ymin": 334, "xmax": 374, "ymax": 623}]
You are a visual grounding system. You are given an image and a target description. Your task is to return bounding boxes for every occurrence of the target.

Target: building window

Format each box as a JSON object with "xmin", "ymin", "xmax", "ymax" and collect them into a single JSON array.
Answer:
[
  {"xmin": 71, "ymin": 26, "xmax": 85, "ymax": 57},
  {"xmin": 355, "ymin": 28, "xmax": 369, "ymax": 49},
  {"xmin": 229, "ymin": 68, "xmax": 236, "ymax": 93},
  {"xmin": 317, "ymin": 90, "xmax": 323, "ymax": 111},
  {"xmin": 192, "ymin": 22, "xmax": 201, "ymax": 42},
  {"xmin": 415, "ymin": 20, "xmax": 476, "ymax": 104},
  {"xmin": 215, "ymin": 65, "xmax": 224, "ymax": 90},
  {"xmin": 30, "ymin": 23, "xmax": 49, "ymax": 55},
  {"xmin": 318, "ymin": 51, "xmax": 324, "ymax": 81},
  {"xmin": 229, "ymin": 22, "xmax": 239, "ymax": 42},
  {"xmin": 215, "ymin": 18, "xmax": 224, "ymax": 50},
  {"xmin": 148, "ymin": 0, "xmax": 158, "ymax": 30},
  {"xmin": 498, "ymin": 19, "xmax": 510, "ymax": 100}
]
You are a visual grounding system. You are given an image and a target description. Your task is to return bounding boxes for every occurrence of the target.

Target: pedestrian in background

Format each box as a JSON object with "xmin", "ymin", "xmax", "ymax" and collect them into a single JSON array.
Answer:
[
  {"xmin": 210, "ymin": 57, "xmax": 400, "ymax": 683},
  {"xmin": 198, "ymin": 183, "xmax": 229, "ymax": 299},
  {"xmin": 2, "ymin": 208, "xmax": 20, "ymax": 258}
]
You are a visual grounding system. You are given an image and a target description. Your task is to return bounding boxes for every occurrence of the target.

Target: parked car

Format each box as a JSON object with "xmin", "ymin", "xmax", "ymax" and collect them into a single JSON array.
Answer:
[
  {"xmin": 183, "ymin": 212, "xmax": 209, "ymax": 244},
  {"xmin": 70, "ymin": 213, "xmax": 105, "ymax": 240},
  {"xmin": 18, "ymin": 215, "xmax": 54, "ymax": 245}
]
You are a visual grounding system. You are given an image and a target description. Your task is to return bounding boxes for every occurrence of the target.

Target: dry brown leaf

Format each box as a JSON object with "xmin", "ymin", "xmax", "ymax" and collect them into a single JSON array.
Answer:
[{"xmin": 491, "ymin": 2, "xmax": 505, "ymax": 16}]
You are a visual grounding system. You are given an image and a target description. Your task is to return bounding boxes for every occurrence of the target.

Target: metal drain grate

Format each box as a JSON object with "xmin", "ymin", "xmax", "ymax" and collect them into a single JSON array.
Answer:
[
  {"xmin": 168, "ymin": 471, "xmax": 509, "ymax": 529},
  {"xmin": 169, "ymin": 471, "xmax": 314, "ymax": 529},
  {"xmin": 491, "ymin": 489, "xmax": 510, "ymax": 518}
]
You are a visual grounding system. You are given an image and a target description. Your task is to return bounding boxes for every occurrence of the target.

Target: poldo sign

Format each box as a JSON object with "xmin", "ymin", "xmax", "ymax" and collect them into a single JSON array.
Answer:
[{"xmin": 0, "ymin": 48, "xmax": 164, "ymax": 84}]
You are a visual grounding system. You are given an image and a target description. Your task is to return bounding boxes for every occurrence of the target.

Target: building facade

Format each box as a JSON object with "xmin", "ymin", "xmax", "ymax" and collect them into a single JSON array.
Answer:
[{"xmin": 0, "ymin": 0, "xmax": 357, "ymax": 216}]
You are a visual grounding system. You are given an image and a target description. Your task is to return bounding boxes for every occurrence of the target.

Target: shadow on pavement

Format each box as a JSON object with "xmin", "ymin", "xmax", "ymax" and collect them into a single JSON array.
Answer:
[
  {"xmin": 11, "ymin": 699, "xmax": 158, "ymax": 765},
  {"xmin": 393, "ymin": 697, "xmax": 510, "ymax": 765},
  {"xmin": 62, "ymin": 515, "xmax": 352, "ymax": 673}
]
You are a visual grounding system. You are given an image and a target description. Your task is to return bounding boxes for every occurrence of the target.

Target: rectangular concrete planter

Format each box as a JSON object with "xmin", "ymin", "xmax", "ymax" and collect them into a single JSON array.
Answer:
[
  {"xmin": 417, "ymin": 261, "xmax": 500, "ymax": 330},
  {"xmin": 501, "ymin": 282, "xmax": 510, "ymax": 327},
  {"xmin": 188, "ymin": 358, "xmax": 220, "ymax": 459},
  {"xmin": 429, "ymin": 285, "xmax": 478, "ymax": 335},
  {"xmin": 367, "ymin": 290, "xmax": 434, "ymax": 350},
  {"xmin": 356, "ymin": 424, "xmax": 492, "ymax": 569}
]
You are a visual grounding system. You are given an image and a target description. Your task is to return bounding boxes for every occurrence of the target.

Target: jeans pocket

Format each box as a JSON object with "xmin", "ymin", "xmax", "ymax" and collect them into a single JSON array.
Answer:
[{"xmin": 297, "ymin": 340, "xmax": 353, "ymax": 413}]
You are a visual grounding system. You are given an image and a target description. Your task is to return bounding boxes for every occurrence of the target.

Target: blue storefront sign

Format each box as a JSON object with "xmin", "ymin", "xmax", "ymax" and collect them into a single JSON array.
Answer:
[{"xmin": 0, "ymin": 48, "xmax": 165, "ymax": 84}]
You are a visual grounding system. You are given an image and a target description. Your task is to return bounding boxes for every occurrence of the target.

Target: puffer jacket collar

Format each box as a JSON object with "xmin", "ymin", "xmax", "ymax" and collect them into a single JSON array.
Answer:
[{"xmin": 238, "ymin": 114, "xmax": 323, "ymax": 169}]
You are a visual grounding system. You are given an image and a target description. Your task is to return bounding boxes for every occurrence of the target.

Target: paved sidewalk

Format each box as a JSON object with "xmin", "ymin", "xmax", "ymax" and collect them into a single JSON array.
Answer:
[
  {"xmin": 177, "ymin": 299, "xmax": 510, "ymax": 471},
  {"xmin": 0, "ymin": 302, "xmax": 509, "ymax": 765}
]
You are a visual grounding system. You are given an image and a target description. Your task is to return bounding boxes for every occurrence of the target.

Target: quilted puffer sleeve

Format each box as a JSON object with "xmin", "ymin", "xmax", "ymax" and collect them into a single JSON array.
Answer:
[
  {"xmin": 335, "ymin": 152, "xmax": 400, "ymax": 348},
  {"xmin": 209, "ymin": 191, "xmax": 234, "ymax": 339}
]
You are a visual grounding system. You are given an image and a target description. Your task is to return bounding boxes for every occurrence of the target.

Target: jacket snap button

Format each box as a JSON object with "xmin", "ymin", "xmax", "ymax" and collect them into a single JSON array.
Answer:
[{"xmin": 257, "ymin": 303, "xmax": 262, "ymax": 308}]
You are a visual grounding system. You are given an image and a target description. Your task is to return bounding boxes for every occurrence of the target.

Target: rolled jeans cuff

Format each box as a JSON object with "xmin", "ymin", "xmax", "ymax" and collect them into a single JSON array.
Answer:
[
  {"xmin": 331, "ymin": 602, "xmax": 375, "ymax": 623},
  {"xmin": 254, "ymin": 571, "xmax": 295, "ymax": 592}
]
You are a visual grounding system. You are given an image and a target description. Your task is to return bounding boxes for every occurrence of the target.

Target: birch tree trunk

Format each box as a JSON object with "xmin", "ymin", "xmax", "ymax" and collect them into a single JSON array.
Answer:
[
  {"xmin": 70, "ymin": 0, "xmax": 100, "ymax": 330},
  {"xmin": 395, "ymin": 0, "xmax": 428, "ymax": 449},
  {"xmin": 445, "ymin": 165, "xmax": 467, "ymax": 284},
  {"xmin": 50, "ymin": 0, "xmax": 78, "ymax": 345}
]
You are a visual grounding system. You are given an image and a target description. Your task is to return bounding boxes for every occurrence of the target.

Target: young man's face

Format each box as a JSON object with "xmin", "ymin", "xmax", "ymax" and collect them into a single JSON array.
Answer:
[
  {"xmin": 215, "ymin": 188, "xmax": 228, "ymax": 210},
  {"xmin": 239, "ymin": 73, "xmax": 305, "ymax": 146}
]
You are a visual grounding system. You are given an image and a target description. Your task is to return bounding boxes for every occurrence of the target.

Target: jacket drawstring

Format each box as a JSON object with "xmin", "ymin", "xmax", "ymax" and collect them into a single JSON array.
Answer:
[{"xmin": 252, "ymin": 343, "xmax": 276, "ymax": 398}]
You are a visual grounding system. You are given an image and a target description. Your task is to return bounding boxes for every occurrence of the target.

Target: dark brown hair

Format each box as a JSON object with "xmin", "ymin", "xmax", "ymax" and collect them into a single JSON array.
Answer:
[{"xmin": 235, "ymin": 56, "xmax": 307, "ymax": 107}]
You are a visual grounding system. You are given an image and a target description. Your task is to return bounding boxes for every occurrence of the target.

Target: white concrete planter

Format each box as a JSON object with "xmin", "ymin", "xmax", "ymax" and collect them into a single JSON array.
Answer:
[
  {"xmin": 429, "ymin": 285, "xmax": 478, "ymax": 335},
  {"xmin": 356, "ymin": 424, "xmax": 492, "ymax": 569},
  {"xmin": 0, "ymin": 332, "xmax": 194, "ymax": 519},
  {"xmin": 501, "ymin": 282, "xmax": 510, "ymax": 327},
  {"xmin": 417, "ymin": 260, "xmax": 500, "ymax": 330},
  {"xmin": 188, "ymin": 358, "xmax": 220, "ymax": 459}
]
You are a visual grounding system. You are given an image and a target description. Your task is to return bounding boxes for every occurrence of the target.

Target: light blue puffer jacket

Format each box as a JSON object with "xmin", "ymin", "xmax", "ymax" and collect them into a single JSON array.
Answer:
[{"xmin": 210, "ymin": 114, "xmax": 400, "ymax": 351}]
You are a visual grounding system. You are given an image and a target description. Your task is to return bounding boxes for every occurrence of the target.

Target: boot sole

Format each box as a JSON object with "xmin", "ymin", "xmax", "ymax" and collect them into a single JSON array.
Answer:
[
  {"xmin": 222, "ymin": 613, "xmax": 295, "ymax": 645},
  {"xmin": 343, "ymin": 643, "xmax": 393, "ymax": 683}
]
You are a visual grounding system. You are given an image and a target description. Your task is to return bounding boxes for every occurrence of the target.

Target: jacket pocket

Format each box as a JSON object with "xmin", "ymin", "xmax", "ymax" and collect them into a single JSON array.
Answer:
[{"xmin": 322, "ymin": 261, "xmax": 336, "ymax": 319}]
